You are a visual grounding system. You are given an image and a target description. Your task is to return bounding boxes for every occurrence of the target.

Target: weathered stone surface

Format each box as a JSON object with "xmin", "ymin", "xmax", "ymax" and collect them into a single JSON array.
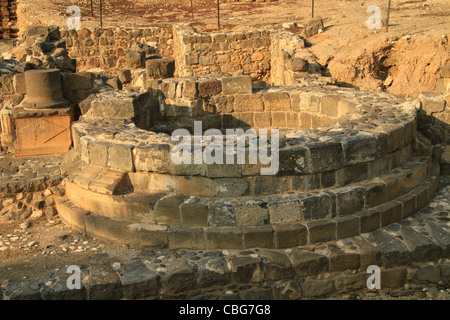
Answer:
[
  {"xmin": 292, "ymin": 249, "xmax": 329, "ymax": 276},
  {"xmin": 367, "ymin": 230, "xmax": 410, "ymax": 268},
  {"xmin": 89, "ymin": 265, "xmax": 123, "ymax": 300},
  {"xmin": 208, "ymin": 202, "xmax": 235, "ymax": 227},
  {"xmin": 154, "ymin": 195, "xmax": 188, "ymax": 225},
  {"xmin": 162, "ymin": 261, "xmax": 195, "ymax": 293},
  {"xmin": 415, "ymin": 265, "xmax": 441, "ymax": 283},
  {"xmin": 197, "ymin": 78, "xmax": 221, "ymax": 97},
  {"xmin": 194, "ymin": 257, "xmax": 231, "ymax": 288},
  {"xmin": 221, "ymin": 75, "xmax": 252, "ymax": 95},
  {"xmin": 180, "ymin": 198, "xmax": 209, "ymax": 227},
  {"xmin": 399, "ymin": 226, "xmax": 441, "ymax": 262},
  {"xmin": 268, "ymin": 196, "xmax": 301, "ymax": 224},
  {"xmin": 327, "ymin": 244, "xmax": 359, "ymax": 271},
  {"xmin": 121, "ymin": 260, "xmax": 159, "ymax": 299},
  {"xmin": 427, "ymin": 222, "xmax": 450, "ymax": 257},
  {"xmin": 272, "ymin": 280, "xmax": 302, "ymax": 300},
  {"xmin": 205, "ymin": 227, "xmax": 243, "ymax": 249},
  {"xmin": 306, "ymin": 141, "xmax": 344, "ymax": 173},
  {"xmin": 381, "ymin": 267, "xmax": 407, "ymax": 288},
  {"xmin": 146, "ymin": 58, "xmax": 175, "ymax": 79},
  {"xmin": 278, "ymin": 146, "xmax": 309, "ymax": 175},
  {"xmin": 419, "ymin": 92, "xmax": 446, "ymax": 114},
  {"xmin": 263, "ymin": 92, "xmax": 291, "ymax": 111},
  {"xmin": 300, "ymin": 193, "xmax": 331, "ymax": 220},
  {"xmin": 259, "ymin": 249, "xmax": 295, "ymax": 281},
  {"xmin": 334, "ymin": 187, "xmax": 365, "ymax": 217},
  {"xmin": 273, "ymin": 223, "xmax": 307, "ymax": 248},
  {"xmin": 168, "ymin": 227, "xmax": 205, "ymax": 249},
  {"xmin": 215, "ymin": 179, "xmax": 250, "ymax": 197},
  {"xmin": 230, "ymin": 256, "xmax": 261, "ymax": 283},
  {"xmin": 301, "ymin": 279, "xmax": 334, "ymax": 298},
  {"xmin": 307, "ymin": 220, "xmax": 336, "ymax": 243},
  {"xmin": 126, "ymin": 51, "xmax": 145, "ymax": 69},
  {"xmin": 234, "ymin": 200, "xmax": 269, "ymax": 227}
]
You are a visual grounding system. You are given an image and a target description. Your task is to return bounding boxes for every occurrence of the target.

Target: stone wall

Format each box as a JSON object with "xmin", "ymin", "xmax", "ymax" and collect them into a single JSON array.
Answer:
[
  {"xmin": 59, "ymin": 25, "xmax": 174, "ymax": 76},
  {"xmin": 0, "ymin": 155, "xmax": 64, "ymax": 222},
  {"xmin": 0, "ymin": 0, "xmax": 18, "ymax": 40},
  {"xmin": 174, "ymin": 25, "xmax": 272, "ymax": 83}
]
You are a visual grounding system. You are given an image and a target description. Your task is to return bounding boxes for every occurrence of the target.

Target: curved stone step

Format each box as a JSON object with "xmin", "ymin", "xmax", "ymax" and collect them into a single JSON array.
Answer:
[
  {"xmin": 56, "ymin": 160, "xmax": 441, "ymax": 250},
  {"xmin": 64, "ymin": 156, "xmax": 435, "ymax": 228}
]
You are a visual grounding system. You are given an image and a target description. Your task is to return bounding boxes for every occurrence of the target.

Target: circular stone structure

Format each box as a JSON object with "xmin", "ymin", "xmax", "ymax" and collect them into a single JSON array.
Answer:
[
  {"xmin": 56, "ymin": 75, "xmax": 440, "ymax": 250},
  {"xmin": 21, "ymin": 69, "xmax": 69, "ymax": 109}
]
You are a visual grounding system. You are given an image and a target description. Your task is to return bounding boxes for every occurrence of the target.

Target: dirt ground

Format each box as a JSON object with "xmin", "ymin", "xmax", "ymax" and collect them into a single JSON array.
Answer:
[{"xmin": 0, "ymin": 214, "xmax": 142, "ymax": 282}]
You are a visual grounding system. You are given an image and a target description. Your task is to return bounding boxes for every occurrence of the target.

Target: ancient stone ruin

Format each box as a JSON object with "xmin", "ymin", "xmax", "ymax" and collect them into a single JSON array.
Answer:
[{"xmin": 0, "ymin": 12, "xmax": 449, "ymax": 300}]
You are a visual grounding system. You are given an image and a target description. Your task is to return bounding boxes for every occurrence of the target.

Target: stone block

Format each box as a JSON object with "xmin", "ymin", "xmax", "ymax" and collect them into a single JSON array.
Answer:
[
  {"xmin": 221, "ymin": 75, "xmax": 252, "ymax": 95},
  {"xmin": 364, "ymin": 182, "xmax": 387, "ymax": 208},
  {"xmin": 229, "ymin": 256, "xmax": 261, "ymax": 283},
  {"xmin": 121, "ymin": 260, "xmax": 160, "ymax": 299},
  {"xmin": 254, "ymin": 176, "xmax": 290, "ymax": 196},
  {"xmin": 154, "ymin": 195, "xmax": 188, "ymax": 225},
  {"xmin": 268, "ymin": 196, "xmax": 301, "ymax": 224},
  {"xmin": 278, "ymin": 146, "xmax": 309, "ymax": 175},
  {"xmin": 360, "ymin": 209, "xmax": 381, "ymax": 233},
  {"xmin": 419, "ymin": 92, "xmax": 446, "ymax": 114},
  {"xmin": 399, "ymin": 226, "xmax": 441, "ymax": 263},
  {"xmin": 14, "ymin": 113, "xmax": 72, "ymax": 157},
  {"xmin": 263, "ymin": 92, "xmax": 291, "ymax": 111},
  {"xmin": 180, "ymin": 198, "xmax": 209, "ymax": 227},
  {"xmin": 376, "ymin": 201, "xmax": 402, "ymax": 227},
  {"xmin": 168, "ymin": 227, "xmax": 206, "ymax": 249},
  {"xmin": 243, "ymin": 226, "xmax": 274, "ymax": 249},
  {"xmin": 197, "ymin": 78, "xmax": 221, "ymax": 97},
  {"xmin": 108, "ymin": 143, "xmax": 135, "ymax": 172},
  {"xmin": 321, "ymin": 95, "xmax": 340, "ymax": 117},
  {"xmin": 327, "ymin": 244, "xmax": 360, "ymax": 271},
  {"xmin": 234, "ymin": 93, "xmax": 264, "ymax": 112},
  {"xmin": 307, "ymin": 220, "xmax": 336, "ymax": 243},
  {"xmin": 126, "ymin": 51, "xmax": 145, "ymax": 69},
  {"xmin": 273, "ymin": 223, "xmax": 308, "ymax": 248},
  {"xmin": 300, "ymin": 193, "xmax": 331, "ymax": 220},
  {"xmin": 336, "ymin": 215, "xmax": 360, "ymax": 239},
  {"xmin": 306, "ymin": 141, "xmax": 344, "ymax": 173},
  {"xmin": 333, "ymin": 187, "xmax": 365, "ymax": 217},
  {"xmin": 162, "ymin": 262, "xmax": 196, "ymax": 293},
  {"xmin": 63, "ymin": 72, "xmax": 94, "ymax": 91},
  {"xmin": 206, "ymin": 227, "xmax": 243, "ymax": 249},
  {"xmin": 234, "ymin": 200, "xmax": 269, "ymax": 226},
  {"xmin": 259, "ymin": 249, "xmax": 295, "ymax": 281},
  {"xmin": 88, "ymin": 141, "xmax": 109, "ymax": 167},
  {"xmin": 133, "ymin": 143, "xmax": 171, "ymax": 173},
  {"xmin": 368, "ymin": 230, "xmax": 410, "ymax": 268},
  {"xmin": 292, "ymin": 174, "xmax": 320, "ymax": 191},
  {"xmin": 381, "ymin": 267, "xmax": 407, "ymax": 288},
  {"xmin": 342, "ymin": 134, "xmax": 378, "ymax": 165},
  {"xmin": 292, "ymin": 249, "xmax": 329, "ymax": 276},
  {"xmin": 146, "ymin": 58, "xmax": 175, "ymax": 79},
  {"xmin": 208, "ymin": 201, "xmax": 235, "ymax": 227}
]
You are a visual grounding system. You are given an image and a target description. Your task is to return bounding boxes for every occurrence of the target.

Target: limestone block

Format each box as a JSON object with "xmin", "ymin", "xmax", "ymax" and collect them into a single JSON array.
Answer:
[
  {"xmin": 126, "ymin": 51, "xmax": 145, "ymax": 69},
  {"xmin": 419, "ymin": 92, "xmax": 446, "ymax": 113},
  {"xmin": 263, "ymin": 92, "xmax": 291, "ymax": 111},
  {"xmin": 221, "ymin": 75, "xmax": 252, "ymax": 95},
  {"xmin": 62, "ymin": 72, "xmax": 94, "ymax": 91},
  {"xmin": 197, "ymin": 78, "xmax": 221, "ymax": 98}
]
